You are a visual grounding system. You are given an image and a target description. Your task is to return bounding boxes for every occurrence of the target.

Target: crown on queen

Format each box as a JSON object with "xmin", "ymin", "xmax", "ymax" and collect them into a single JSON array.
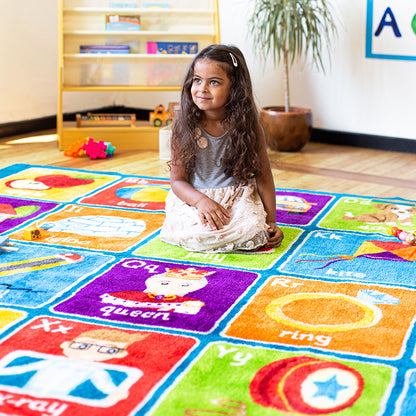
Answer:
[{"xmin": 164, "ymin": 268, "xmax": 214, "ymax": 280}]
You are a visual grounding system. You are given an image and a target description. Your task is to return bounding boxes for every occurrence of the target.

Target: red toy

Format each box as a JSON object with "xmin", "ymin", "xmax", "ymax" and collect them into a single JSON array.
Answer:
[
  {"xmin": 82, "ymin": 137, "xmax": 115, "ymax": 159},
  {"xmin": 386, "ymin": 226, "xmax": 416, "ymax": 245}
]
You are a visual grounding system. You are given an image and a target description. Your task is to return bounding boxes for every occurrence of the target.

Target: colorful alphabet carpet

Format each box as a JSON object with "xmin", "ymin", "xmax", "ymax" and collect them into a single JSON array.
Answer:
[{"xmin": 0, "ymin": 164, "xmax": 416, "ymax": 416}]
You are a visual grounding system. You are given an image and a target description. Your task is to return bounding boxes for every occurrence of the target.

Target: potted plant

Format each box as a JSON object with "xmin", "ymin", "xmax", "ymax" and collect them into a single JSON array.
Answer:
[{"xmin": 248, "ymin": 0, "xmax": 338, "ymax": 151}]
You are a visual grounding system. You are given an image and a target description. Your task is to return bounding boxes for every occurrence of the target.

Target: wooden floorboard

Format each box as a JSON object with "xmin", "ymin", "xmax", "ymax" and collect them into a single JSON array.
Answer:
[
  {"xmin": 274, "ymin": 162, "xmax": 416, "ymax": 190},
  {"xmin": 1, "ymin": 130, "xmax": 416, "ymax": 200}
]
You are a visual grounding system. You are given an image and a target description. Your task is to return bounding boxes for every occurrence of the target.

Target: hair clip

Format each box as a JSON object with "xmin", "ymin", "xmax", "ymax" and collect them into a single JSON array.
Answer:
[{"xmin": 229, "ymin": 52, "xmax": 238, "ymax": 67}]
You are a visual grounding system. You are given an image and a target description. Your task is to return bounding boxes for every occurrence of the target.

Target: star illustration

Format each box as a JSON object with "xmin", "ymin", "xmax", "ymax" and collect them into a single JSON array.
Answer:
[{"xmin": 313, "ymin": 375, "xmax": 348, "ymax": 400}]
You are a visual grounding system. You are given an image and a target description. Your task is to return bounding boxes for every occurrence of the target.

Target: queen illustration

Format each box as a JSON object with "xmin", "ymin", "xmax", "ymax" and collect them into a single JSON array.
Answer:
[{"xmin": 100, "ymin": 267, "xmax": 214, "ymax": 315}]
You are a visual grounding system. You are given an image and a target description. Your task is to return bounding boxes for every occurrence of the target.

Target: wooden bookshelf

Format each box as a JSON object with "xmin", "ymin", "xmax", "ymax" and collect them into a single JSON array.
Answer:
[{"xmin": 57, "ymin": 0, "xmax": 220, "ymax": 150}]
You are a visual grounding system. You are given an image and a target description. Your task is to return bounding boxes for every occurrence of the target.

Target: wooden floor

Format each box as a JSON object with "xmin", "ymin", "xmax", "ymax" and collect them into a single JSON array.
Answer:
[{"xmin": 1, "ymin": 130, "xmax": 416, "ymax": 200}]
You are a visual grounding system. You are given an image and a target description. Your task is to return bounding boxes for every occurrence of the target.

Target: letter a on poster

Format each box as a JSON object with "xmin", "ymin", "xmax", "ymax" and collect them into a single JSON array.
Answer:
[{"xmin": 366, "ymin": 0, "xmax": 416, "ymax": 60}]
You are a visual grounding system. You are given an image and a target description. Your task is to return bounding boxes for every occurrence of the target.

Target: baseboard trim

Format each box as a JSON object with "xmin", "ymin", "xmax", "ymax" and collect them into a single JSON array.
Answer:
[
  {"xmin": 311, "ymin": 128, "xmax": 416, "ymax": 154},
  {"xmin": 1, "ymin": 113, "xmax": 415, "ymax": 154},
  {"xmin": 0, "ymin": 116, "xmax": 56, "ymax": 139}
]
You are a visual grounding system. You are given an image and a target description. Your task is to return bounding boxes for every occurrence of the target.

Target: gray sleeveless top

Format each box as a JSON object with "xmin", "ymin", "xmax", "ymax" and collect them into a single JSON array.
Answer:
[{"xmin": 190, "ymin": 128, "xmax": 238, "ymax": 189}]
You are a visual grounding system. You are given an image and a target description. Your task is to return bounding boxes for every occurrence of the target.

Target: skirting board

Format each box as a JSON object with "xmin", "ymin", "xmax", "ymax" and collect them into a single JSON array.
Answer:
[
  {"xmin": 311, "ymin": 129, "xmax": 416, "ymax": 154},
  {"xmin": 0, "ymin": 115, "xmax": 56, "ymax": 139}
]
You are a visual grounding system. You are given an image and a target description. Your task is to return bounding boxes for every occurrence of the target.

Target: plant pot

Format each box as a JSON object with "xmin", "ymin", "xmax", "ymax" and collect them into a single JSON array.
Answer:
[{"xmin": 260, "ymin": 106, "xmax": 313, "ymax": 152}]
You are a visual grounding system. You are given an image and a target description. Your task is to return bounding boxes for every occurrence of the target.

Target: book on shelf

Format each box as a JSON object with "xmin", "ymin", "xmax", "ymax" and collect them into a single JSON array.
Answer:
[
  {"xmin": 142, "ymin": 2, "xmax": 170, "ymax": 9},
  {"xmin": 81, "ymin": 63, "xmax": 130, "ymax": 85},
  {"xmin": 147, "ymin": 42, "xmax": 198, "ymax": 55},
  {"xmin": 109, "ymin": 1, "xmax": 137, "ymax": 7},
  {"xmin": 105, "ymin": 14, "xmax": 141, "ymax": 31},
  {"xmin": 147, "ymin": 63, "xmax": 187, "ymax": 86},
  {"xmin": 80, "ymin": 45, "xmax": 130, "ymax": 54}
]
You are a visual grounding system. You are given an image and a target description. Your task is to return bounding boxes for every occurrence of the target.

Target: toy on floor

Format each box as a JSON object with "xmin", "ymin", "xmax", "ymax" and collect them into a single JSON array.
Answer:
[
  {"xmin": 24, "ymin": 226, "xmax": 43, "ymax": 241},
  {"xmin": 386, "ymin": 226, "xmax": 416, "ymax": 245},
  {"xmin": 103, "ymin": 141, "xmax": 116, "ymax": 157},
  {"xmin": 0, "ymin": 236, "xmax": 19, "ymax": 253},
  {"xmin": 64, "ymin": 139, "xmax": 87, "ymax": 157},
  {"xmin": 82, "ymin": 137, "xmax": 115, "ymax": 159},
  {"xmin": 64, "ymin": 138, "xmax": 115, "ymax": 159}
]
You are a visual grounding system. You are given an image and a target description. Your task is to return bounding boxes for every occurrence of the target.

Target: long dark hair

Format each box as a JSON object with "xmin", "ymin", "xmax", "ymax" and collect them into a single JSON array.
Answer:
[{"xmin": 171, "ymin": 44, "xmax": 262, "ymax": 182}]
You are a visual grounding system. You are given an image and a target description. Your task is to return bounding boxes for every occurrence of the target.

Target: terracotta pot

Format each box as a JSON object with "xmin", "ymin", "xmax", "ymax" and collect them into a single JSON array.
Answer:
[{"xmin": 260, "ymin": 106, "xmax": 313, "ymax": 152}]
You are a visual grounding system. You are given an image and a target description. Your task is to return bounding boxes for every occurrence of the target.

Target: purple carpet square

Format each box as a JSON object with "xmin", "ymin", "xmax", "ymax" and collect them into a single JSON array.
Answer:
[
  {"xmin": 54, "ymin": 258, "xmax": 259, "ymax": 333},
  {"xmin": 0, "ymin": 196, "xmax": 59, "ymax": 233},
  {"xmin": 275, "ymin": 190, "xmax": 333, "ymax": 225}
]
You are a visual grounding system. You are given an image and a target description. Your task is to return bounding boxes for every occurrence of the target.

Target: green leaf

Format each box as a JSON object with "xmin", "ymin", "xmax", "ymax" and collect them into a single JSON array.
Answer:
[
  {"xmin": 248, "ymin": 0, "xmax": 338, "ymax": 71},
  {"xmin": 248, "ymin": 0, "xmax": 338, "ymax": 109}
]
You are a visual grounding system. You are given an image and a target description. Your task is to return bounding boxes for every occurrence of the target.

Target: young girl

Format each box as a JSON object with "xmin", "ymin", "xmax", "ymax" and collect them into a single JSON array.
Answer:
[{"xmin": 160, "ymin": 44, "xmax": 284, "ymax": 253}]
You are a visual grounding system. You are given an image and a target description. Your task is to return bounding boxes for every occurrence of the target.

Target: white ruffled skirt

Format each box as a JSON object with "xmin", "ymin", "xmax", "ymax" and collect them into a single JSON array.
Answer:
[{"xmin": 160, "ymin": 181, "xmax": 268, "ymax": 253}]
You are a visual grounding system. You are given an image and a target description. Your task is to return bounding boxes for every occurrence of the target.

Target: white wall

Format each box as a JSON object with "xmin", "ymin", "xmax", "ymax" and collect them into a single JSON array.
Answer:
[
  {"xmin": 221, "ymin": 0, "xmax": 416, "ymax": 141},
  {"xmin": 1, "ymin": 0, "xmax": 415, "ymax": 141},
  {"xmin": 0, "ymin": 0, "xmax": 58, "ymax": 123},
  {"xmin": 289, "ymin": 0, "xmax": 416, "ymax": 140}
]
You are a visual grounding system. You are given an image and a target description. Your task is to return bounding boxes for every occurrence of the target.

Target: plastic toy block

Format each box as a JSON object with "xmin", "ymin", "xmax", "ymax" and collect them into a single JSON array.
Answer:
[
  {"xmin": 64, "ymin": 139, "xmax": 87, "ymax": 157},
  {"xmin": 24, "ymin": 227, "xmax": 42, "ymax": 241},
  {"xmin": 82, "ymin": 138, "xmax": 108, "ymax": 159},
  {"xmin": 0, "ymin": 236, "xmax": 19, "ymax": 253},
  {"xmin": 104, "ymin": 142, "xmax": 116, "ymax": 157}
]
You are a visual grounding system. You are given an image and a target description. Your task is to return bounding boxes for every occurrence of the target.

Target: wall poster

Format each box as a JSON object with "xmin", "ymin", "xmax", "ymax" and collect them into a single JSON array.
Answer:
[{"xmin": 366, "ymin": 0, "xmax": 416, "ymax": 60}]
